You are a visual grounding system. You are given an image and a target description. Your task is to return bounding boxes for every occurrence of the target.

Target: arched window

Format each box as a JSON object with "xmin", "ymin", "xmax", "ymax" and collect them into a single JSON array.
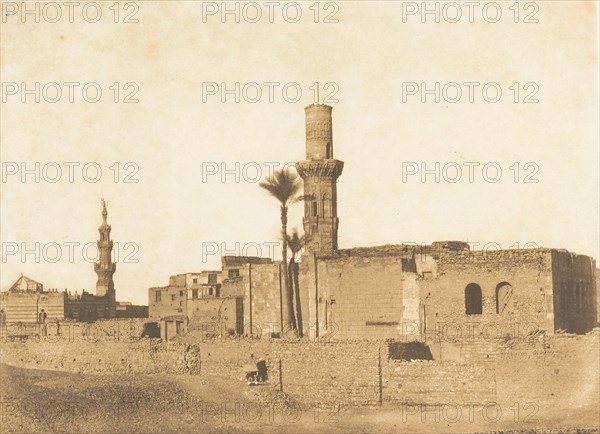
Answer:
[
  {"xmin": 495, "ymin": 282, "xmax": 513, "ymax": 314},
  {"xmin": 311, "ymin": 199, "xmax": 318, "ymax": 217},
  {"xmin": 465, "ymin": 283, "xmax": 482, "ymax": 315}
]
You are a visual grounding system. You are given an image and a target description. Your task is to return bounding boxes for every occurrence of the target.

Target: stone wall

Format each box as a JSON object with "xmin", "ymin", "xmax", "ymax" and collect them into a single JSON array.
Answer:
[
  {"xmin": 423, "ymin": 249, "xmax": 555, "ymax": 339},
  {"xmin": 220, "ymin": 262, "xmax": 287, "ymax": 335},
  {"xmin": 427, "ymin": 330, "xmax": 600, "ymax": 410},
  {"xmin": 0, "ymin": 336, "xmax": 200, "ymax": 375},
  {"xmin": 187, "ymin": 297, "xmax": 241, "ymax": 336},
  {"xmin": 197, "ymin": 339, "xmax": 381, "ymax": 407},
  {"xmin": 383, "ymin": 361, "xmax": 497, "ymax": 405},
  {"xmin": 314, "ymin": 255, "xmax": 420, "ymax": 339},
  {"xmin": 190, "ymin": 330, "xmax": 599, "ymax": 410},
  {"xmin": 245, "ymin": 262, "xmax": 284, "ymax": 335},
  {"xmin": 148, "ymin": 285, "xmax": 186, "ymax": 320},
  {"xmin": 551, "ymin": 250, "xmax": 597, "ymax": 333}
]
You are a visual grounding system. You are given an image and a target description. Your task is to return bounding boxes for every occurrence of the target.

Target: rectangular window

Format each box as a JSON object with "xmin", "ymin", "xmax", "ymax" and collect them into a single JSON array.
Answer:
[
  {"xmin": 228, "ymin": 269, "xmax": 240, "ymax": 279},
  {"xmin": 192, "ymin": 289, "xmax": 198, "ymax": 300},
  {"xmin": 155, "ymin": 291, "xmax": 161, "ymax": 302},
  {"xmin": 179, "ymin": 290, "xmax": 184, "ymax": 297},
  {"xmin": 208, "ymin": 288, "xmax": 213, "ymax": 296},
  {"xmin": 192, "ymin": 278, "xmax": 198, "ymax": 284},
  {"xmin": 171, "ymin": 294, "xmax": 176, "ymax": 301},
  {"xmin": 208, "ymin": 273, "xmax": 218, "ymax": 285}
]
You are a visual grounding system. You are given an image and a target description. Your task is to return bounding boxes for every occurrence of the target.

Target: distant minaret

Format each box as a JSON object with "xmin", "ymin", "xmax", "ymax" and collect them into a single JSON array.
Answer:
[
  {"xmin": 94, "ymin": 199, "xmax": 116, "ymax": 297},
  {"xmin": 296, "ymin": 104, "xmax": 344, "ymax": 256}
]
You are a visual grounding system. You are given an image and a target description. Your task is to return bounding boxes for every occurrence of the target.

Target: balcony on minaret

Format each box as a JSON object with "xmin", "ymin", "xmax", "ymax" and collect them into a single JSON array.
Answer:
[{"xmin": 296, "ymin": 104, "xmax": 344, "ymax": 256}]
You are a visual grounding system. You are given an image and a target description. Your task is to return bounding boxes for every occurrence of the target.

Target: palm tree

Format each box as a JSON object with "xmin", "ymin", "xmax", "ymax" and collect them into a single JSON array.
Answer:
[
  {"xmin": 259, "ymin": 168, "xmax": 301, "ymax": 333},
  {"xmin": 287, "ymin": 228, "xmax": 304, "ymax": 337}
]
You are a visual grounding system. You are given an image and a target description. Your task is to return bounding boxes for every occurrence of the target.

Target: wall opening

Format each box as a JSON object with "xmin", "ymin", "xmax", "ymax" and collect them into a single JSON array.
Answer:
[
  {"xmin": 465, "ymin": 283, "xmax": 482, "ymax": 315},
  {"xmin": 495, "ymin": 282, "xmax": 513, "ymax": 314}
]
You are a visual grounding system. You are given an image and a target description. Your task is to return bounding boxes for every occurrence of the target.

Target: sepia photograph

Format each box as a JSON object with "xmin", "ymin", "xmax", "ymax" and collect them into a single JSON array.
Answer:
[{"xmin": 1, "ymin": 1, "xmax": 599, "ymax": 433}]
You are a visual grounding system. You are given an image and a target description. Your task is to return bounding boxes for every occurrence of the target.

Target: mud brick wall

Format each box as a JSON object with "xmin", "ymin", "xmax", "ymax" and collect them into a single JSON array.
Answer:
[
  {"xmin": 0, "ymin": 338, "xmax": 201, "ymax": 375},
  {"xmin": 383, "ymin": 361, "xmax": 497, "ymax": 405}
]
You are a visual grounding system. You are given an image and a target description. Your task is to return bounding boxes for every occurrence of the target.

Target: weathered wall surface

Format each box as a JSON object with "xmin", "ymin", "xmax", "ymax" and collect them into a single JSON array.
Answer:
[
  {"xmin": 551, "ymin": 250, "xmax": 597, "ymax": 333},
  {"xmin": 148, "ymin": 285, "xmax": 186, "ymax": 320},
  {"xmin": 1, "ymin": 318, "xmax": 149, "ymax": 340},
  {"xmin": 187, "ymin": 297, "xmax": 240, "ymax": 336},
  {"xmin": 428, "ymin": 331, "xmax": 600, "ymax": 411},
  {"xmin": 422, "ymin": 249, "xmax": 555, "ymax": 339},
  {"xmin": 192, "ymin": 330, "xmax": 599, "ymax": 410},
  {"xmin": 0, "ymin": 338, "xmax": 200, "ymax": 375},
  {"xmin": 315, "ymin": 255, "xmax": 420, "ymax": 339},
  {"xmin": 246, "ymin": 262, "xmax": 284, "ymax": 335},
  {"xmin": 198, "ymin": 339, "xmax": 381, "ymax": 407},
  {"xmin": 383, "ymin": 361, "xmax": 497, "ymax": 405}
]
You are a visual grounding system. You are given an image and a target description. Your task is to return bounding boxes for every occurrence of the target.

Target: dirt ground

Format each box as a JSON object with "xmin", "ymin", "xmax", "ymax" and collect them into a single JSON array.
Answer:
[{"xmin": 0, "ymin": 363, "xmax": 598, "ymax": 433}]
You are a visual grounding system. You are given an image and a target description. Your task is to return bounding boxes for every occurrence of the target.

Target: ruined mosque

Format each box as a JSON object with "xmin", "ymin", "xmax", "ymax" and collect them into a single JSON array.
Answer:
[{"xmin": 149, "ymin": 104, "xmax": 599, "ymax": 340}]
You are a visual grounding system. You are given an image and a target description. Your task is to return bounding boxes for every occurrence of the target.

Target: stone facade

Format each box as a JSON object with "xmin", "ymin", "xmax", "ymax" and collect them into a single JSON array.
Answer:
[
  {"xmin": 294, "ymin": 105, "xmax": 598, "ymax": 339},
  {"xmin": 149, "ymin": 256, "xmax": 288, "ymax": 339},
  {"xmin": 146, "ymin": 104, "xmax": 598, "ymax": 342},
  {"xmin": 302, "ymin": 242, "xmax": 597, "ymax": 340}
]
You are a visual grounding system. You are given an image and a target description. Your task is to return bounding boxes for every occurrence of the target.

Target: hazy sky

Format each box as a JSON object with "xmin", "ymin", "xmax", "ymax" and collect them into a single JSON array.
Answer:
[{"xmin": 1, "ymin": 1, "xmax": 598, "ymax": 305}]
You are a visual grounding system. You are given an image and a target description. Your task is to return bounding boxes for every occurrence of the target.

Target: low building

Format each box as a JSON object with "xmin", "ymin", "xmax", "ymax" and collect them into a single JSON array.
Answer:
[
  {"xmin": 149, "ymin": 256, "xmax": 287, "ymax": 339},
  {"xmin": 0, "ymin": 275, "xmax": 64, "ymax": 323}
]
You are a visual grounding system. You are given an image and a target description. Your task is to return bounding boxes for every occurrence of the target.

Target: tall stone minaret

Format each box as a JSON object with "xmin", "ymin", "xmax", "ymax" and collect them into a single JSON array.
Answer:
[
  {"xmin": 296, "ymin": 104, "xmax": 343, "ymax": 338},
  {"xmin": 94, "ymin": 199, "xmax": 116, "ymax": 298},
  {"xmin": 296, "ymin": 104, "xmax": 344, "ymax": 256}
]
